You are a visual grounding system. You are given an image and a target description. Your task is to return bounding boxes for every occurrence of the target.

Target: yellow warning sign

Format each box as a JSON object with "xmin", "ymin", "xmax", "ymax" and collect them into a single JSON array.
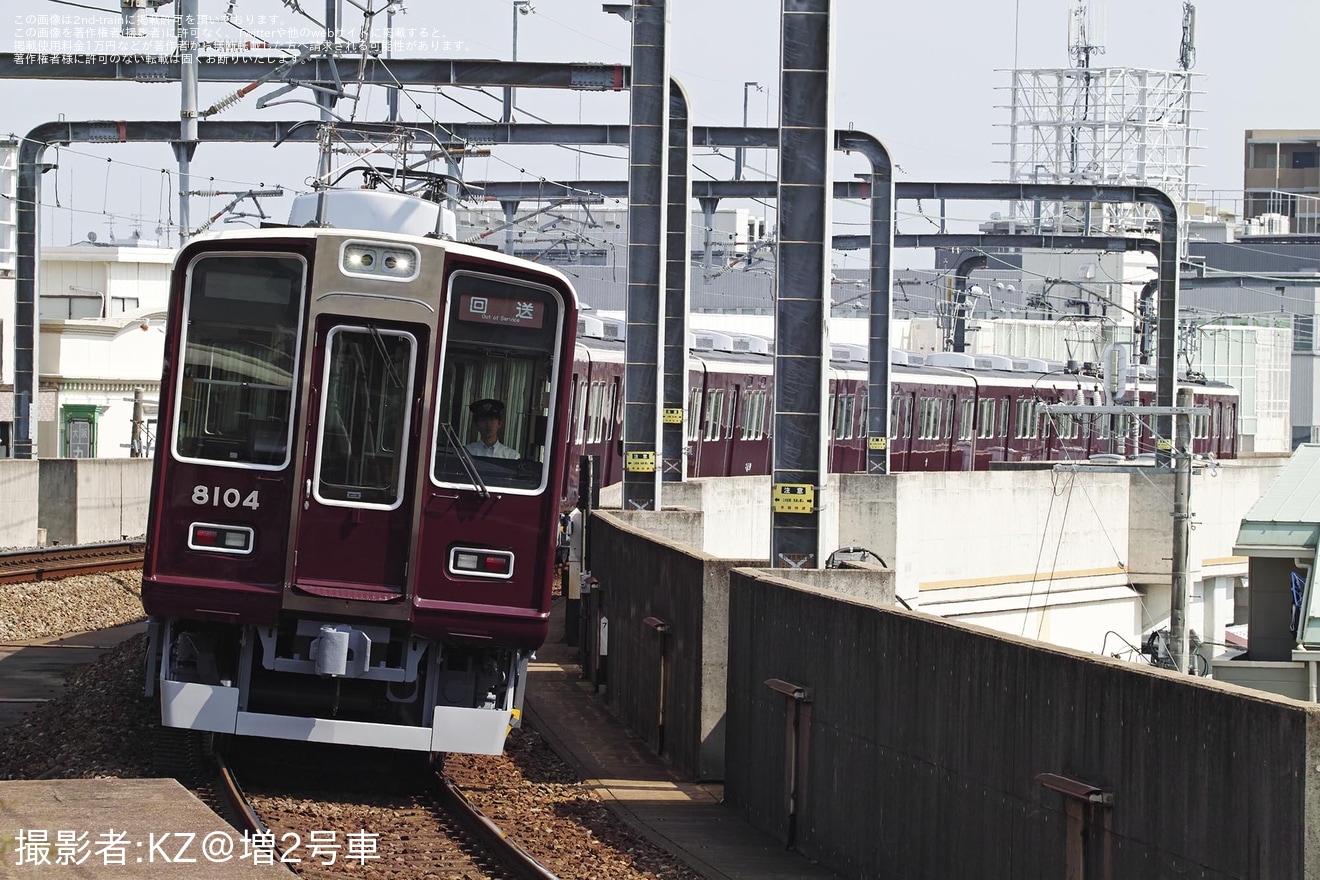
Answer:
[
  {"xmin": 663, "ymin": 407, "xmax": 683, "ymax": 424},
  {"xmin": 772, "ymin": 483, "xmax": 815, "ymax": 514},
  {"xmin": 868, "ymin": 436, "xmax": 888, "ymax": 451},
  {"xmin": 1156, "ymin": 439, "xmax": 1173, "ymax": 451},
  {"xmin": 625, "ymin": 451, "xmax": 657, "ymax": 473}
]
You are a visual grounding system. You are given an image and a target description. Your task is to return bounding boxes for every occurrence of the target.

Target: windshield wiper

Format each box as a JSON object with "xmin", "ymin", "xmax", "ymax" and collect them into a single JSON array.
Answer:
[
  {"xmin": 367, "ymin": 324, "xmax": 406, "ymax": 391},
  {"xmin": 440, "ymin": 421, "xmax": 489, "ymax": 498}
]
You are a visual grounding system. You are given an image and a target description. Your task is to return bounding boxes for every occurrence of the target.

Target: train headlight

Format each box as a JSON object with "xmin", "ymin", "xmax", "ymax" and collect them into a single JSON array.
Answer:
[
  {"xmin": 341, "ymin": 240, "xmax": 419, "ymax": 281},
  {"xmin": 448, "ymin": 547, "xmax": 514, "ymax": 579}
]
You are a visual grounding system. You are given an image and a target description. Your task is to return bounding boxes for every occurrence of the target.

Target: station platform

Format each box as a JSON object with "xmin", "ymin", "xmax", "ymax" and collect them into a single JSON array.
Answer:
[
  {"xmin": 525, "ymin": 600, "xmax": 840, "ymax": 880},
  {"xmin": 0, "ymin": 778, "xmax": 291, "ymax": 878},
  {"xmin": 0, "ymin": 607, "xmax": 839, "ymax": 879},
  {"xmin": 0, "ymin": 622, "xmax": 146, "ymax": 729}
]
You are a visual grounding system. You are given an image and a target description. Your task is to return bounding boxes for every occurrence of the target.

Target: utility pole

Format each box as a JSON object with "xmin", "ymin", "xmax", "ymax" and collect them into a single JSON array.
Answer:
[
  {"xmin": 733, "ymin": 81, "xmax": 762, "ymax": 181},
  {"xmin": 130, "ymin": 387, "xmax": 145, "ymax": 458},
  {"xmin": 1170, "ymin": 385, "xmax": 1194, "ymax": 673},
  {"xmin": 503, "ymin": 2, "xmax": 534, "ymax": 124},
  {"xmin": 1043, "ymin": 388, "xmax": 1206, "ymax": 673}
]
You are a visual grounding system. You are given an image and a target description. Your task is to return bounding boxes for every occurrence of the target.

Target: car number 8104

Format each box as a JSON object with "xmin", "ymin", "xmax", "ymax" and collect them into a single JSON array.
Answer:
[{"xmin": 192, "ymin": 485, "xmax": 260, "ymax": 509}]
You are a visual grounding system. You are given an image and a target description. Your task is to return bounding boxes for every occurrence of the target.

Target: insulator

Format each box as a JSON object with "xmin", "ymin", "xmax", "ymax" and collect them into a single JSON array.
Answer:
[{"xmin": 202, "ymin": 91, "xmax": 243, "ymax": 118}]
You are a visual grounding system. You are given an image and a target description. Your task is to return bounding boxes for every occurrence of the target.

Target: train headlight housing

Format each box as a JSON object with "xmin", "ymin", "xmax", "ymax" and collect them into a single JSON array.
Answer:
[
  {"xmin": 188, "ymin": 522, "xmax": 254, "ymax": 555},
  {"xmin": 341, "ymin": 240, "xmax": 419, "ymax": 281},
  {"xmin": 448, "ymin": 547, "xmax": 514, "ymax": 580}
]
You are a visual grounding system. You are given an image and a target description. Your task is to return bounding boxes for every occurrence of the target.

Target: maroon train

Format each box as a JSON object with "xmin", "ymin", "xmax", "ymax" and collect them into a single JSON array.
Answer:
[
  {"xmin": 561, "ymin": 318, "xmax": 1239, "ymax": 498},
  {"xmin": 142, "ymin": 202, "xmax": 578, "ymax": 755}
]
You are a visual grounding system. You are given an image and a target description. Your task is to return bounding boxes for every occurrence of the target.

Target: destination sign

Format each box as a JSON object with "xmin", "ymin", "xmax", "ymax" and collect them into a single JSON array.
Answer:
[{"xmin": 458, "ymin": 293, "xmax": 545, "ymax": 329}]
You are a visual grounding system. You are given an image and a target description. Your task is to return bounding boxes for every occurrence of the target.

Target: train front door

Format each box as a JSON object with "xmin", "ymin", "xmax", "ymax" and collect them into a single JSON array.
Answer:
[{"xmin": 292, "ymin": 318, "xmax": 425, "ymax": 599}]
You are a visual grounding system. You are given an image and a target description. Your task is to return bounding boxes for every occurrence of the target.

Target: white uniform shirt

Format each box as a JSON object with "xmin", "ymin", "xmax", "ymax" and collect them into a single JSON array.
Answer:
[{"xmin": 465, "ymin": 440, "xmax": 520, "ymax": 459}]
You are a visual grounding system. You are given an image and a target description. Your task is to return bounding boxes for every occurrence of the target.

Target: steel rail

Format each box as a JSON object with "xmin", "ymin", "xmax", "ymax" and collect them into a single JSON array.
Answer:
[
  {"xmin": 433, "ymin": 771, "xmax": 561, "ymax": 880},
  {"xmin": 0, "ymin": 541, "xmax": 146, "ymax": 584}
]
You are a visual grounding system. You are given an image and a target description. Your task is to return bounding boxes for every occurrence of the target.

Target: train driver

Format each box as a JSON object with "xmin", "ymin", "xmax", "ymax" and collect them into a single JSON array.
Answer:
[{"xmin": 465, "ymin": 398, "xmax": 520, "ymax": 459}]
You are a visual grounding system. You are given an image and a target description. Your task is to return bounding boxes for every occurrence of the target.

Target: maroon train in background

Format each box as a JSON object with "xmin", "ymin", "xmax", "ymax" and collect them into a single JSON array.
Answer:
[
  {"xmin": 560, "ymin": 318, "xmax": 1238, "ymax": 503},
  {"xmin": 142, "ymin": 216, "xmax": 578, "ymax": 756}
]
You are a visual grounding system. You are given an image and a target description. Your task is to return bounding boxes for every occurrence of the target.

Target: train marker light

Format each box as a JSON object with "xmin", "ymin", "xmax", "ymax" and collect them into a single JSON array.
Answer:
[
  {"xmin": 188, "ymin": 523, "xmax": 254, "ymax": 555},
  {"xmin": 448, "ymin": 547, "xmax": 515, "ymax": 579}
]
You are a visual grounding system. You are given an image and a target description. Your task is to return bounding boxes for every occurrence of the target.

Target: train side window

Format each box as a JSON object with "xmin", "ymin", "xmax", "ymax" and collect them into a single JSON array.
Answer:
[
  {"xmin": 588, "ymin": 381, "xmax": 605, "ymax": 443},
  {"xmin": 687, "ymin": 387, "xmax": 703, "ymax": 442},
  {"xmin": 919, "ymin": 397, "xmax": 941, "ymax": 440},
  {"xmin": 889, "ymin": 394, "xmax": 902, "ymax": 440},
  {"xmin": 574, "ymin": 380, "xmax": 588, "ymax": 445},
  {"xmin": 175, "ymin": 253, "xmax": 304, "ymax": 469},
  {"xmin": 1015, "ymin": 399, "xmax": 1036, "ymax": 439},
  {"xmin": 977, "ymin": 398, "xmax": 995, "ymax": 440},
  {"xmin": 705, "ymin": 389, "xmax": 724, "ymax": 441},
  {"xmin": 959, "ymin": 399, "xmax": 975, "ymax": 441},
  {"xmin": 842, "ymin": 394, "xmax": 856, "ymax": 440},
  {"xmin": 604, "ymin": 379, "xmax": 619, "ymax": 441},
  {"xmin": 998, "ymin": 395, "xmax": 1010, "ymax": 439}
]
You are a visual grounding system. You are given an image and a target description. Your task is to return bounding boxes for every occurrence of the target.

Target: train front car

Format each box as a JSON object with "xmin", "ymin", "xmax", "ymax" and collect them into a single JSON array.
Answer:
[{"xmin": 143, "ymin": 227, "xmax": 577, "ymax": 756}]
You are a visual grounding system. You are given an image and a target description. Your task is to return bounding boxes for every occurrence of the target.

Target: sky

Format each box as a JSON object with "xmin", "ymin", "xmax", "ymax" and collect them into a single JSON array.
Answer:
[{"xmin": 3, "ymin": 0, "xmax": 1317, "ymax": 267}]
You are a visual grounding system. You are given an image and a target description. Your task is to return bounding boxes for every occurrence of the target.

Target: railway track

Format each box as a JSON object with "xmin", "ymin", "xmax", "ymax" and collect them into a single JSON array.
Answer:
[
  {"xmin": 0, "ymin": 541, "xmax": 146, "ymax": 584},
  {"xmin": 203, "ymin": 737, "xmax": 559, "ymax": 880}
]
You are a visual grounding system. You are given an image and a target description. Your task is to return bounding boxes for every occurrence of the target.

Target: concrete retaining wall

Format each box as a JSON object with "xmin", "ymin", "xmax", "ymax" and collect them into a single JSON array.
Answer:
[
  {"xmin": 588, "ymin": 508, "xmax": 758, "ymax": 780},
  {"xmin": 726, "ymin": 569, "xmax": 1320, "ymax": 879},
  {"xmin": 39, "ymin": 458, "xmax": 153, "ymax": 546},
  {"xmin": 0, "ymin": 460, "xmax": 40, "ymax": 549}
]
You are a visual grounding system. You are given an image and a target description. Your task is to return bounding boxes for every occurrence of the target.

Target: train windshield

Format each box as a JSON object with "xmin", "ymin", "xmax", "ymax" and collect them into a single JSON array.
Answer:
[
  {"xmin": 432, "ymin": 272, "xmax": 563, "ymax": 492},
  {"xmin": 174, "ymin": 254, "xmax": 305, "ymax": 468},
  {"xmin": 314, "ymin": 327, "xmax": 417, "ymax": 508}
]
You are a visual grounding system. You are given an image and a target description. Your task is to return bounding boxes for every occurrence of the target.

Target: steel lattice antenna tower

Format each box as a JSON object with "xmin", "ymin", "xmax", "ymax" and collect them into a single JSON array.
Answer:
[{"xmin": 1000, "ymin": 0, "xmax": 1200, "ymax": 237}]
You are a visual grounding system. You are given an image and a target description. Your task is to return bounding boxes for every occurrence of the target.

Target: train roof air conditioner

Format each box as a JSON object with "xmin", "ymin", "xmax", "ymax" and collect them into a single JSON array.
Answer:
[
  {"xmin": 578, "ymin": 315, "xmax": 605, "ymax": 339},
  {"xmin": 974, "ymin": 355, "xmax": 1014, "ymax": 371},
  {"xmin": 694, "ymin": 332, "xmax": 735, "ymax": 352},
  {"xmin": 731, "ymin": 335, "xmax": 770, "ymax": 354},
  {"xmin": 1011, "ymin": 357, "xmax": 1050, "ymax": 373},
  {"xmin": 924, "ymin": 352, "xmax": 976, "ymax": 369},
  {"xmin": 831, "ymin": 344, "xmax": 868, "ymax": 362},
  {"xmin": 599, "ymin": 317, "xmax": 626, "ymax": 341}
]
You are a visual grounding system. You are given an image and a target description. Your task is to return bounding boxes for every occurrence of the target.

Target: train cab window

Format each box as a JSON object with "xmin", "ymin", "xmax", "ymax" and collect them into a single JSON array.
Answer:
[
  {"xmin": 174, "ymin": 254, "xmax": 304, "ymax": 469},
  {"xmin": 977, "ymin": 399, "xmax": 995, "ymax": 439},
  {"xmin": 432, "ymin": 273, "xmax": 564, "ymax": 493},
  {"xmin": 314, "ymin": 327, "xmax": 417, "ymax": 508}
]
